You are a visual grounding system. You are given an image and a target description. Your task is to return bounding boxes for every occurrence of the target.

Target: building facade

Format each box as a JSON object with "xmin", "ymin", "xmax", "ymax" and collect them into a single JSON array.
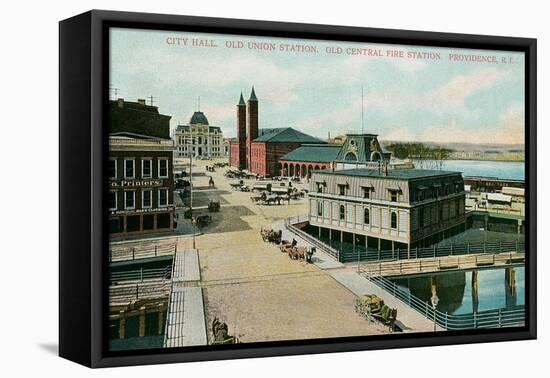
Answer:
[
  {"xmin": 308, "ymin": 168, "xmax": 466, "ymax": 256},
  {"xmin": 110, "ymin": 98, "xmax": 171, "ymax": 139},
  {"xmin": 109, "ymin": 133, "xmax": 175, "ymax": 236},
  {"xmin": 173, "ymin": 111, "xmax": 224, "ymax": 159}
]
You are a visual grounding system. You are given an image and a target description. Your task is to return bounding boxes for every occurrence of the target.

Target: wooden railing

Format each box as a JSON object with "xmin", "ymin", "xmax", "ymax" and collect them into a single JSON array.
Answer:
[{"xmin": 109, "ymin": 242, "xmax": 177, "ymax": 262}]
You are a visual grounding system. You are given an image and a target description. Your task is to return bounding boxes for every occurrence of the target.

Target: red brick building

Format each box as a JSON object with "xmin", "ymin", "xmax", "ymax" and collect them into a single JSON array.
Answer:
[{"xmin": 229, "ymin": 87, "xmax": 326, "ymax": 177}]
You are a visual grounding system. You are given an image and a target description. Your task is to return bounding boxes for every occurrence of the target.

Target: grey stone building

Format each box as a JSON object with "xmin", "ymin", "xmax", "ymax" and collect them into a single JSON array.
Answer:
[{"xmin": 173, "ymin": 111, "xmax": 224, "ymax": 159}]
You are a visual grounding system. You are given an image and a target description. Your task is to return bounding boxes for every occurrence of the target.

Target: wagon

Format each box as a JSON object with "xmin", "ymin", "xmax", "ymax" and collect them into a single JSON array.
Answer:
[
  {"xmin": 211, "ymin": 317, "xmax": 238, "ymax": 345},
  {"xmin": 252, "ymin": 182, "xmax": 272, "ymax": 192},
  {"xmin": 260, "ymin": 228, "xmax": 282, "ymax": 244},
  {"xmin": 194, "ymin": 214, "xmax": 212, "ymax": 228},
  {"xmin": 354, "ymin": 294, "xmax": 384, "ymax": 320},
  {"xmin": 372, "ymin": 305, "xmax": 398, "ymax": 332},
  {"xmin": 208, "ymin": 200, "xmax": 220, "ymax": 212}
]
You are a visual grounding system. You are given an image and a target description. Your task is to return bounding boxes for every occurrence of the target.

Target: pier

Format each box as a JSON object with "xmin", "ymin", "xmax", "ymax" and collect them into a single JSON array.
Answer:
[{"xmin": 359, "ymin": 251, "xmax": 525, "ymax": 277}]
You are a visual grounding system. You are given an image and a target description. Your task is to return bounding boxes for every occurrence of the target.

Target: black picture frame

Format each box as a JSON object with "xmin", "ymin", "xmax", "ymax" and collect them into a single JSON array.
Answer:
[{"xmin": 59, "ymin": 9, "xmax": 537, "ymax": 368}]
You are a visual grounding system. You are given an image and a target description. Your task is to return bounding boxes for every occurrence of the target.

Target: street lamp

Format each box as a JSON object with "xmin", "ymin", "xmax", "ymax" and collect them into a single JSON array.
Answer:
[
  {"xmin": 431, "ymin": 294, "xmax": 439, "ymax": 332},
  {"xmin": 191, "ymin": 217, "xmax": 197, "ymax": 249}
]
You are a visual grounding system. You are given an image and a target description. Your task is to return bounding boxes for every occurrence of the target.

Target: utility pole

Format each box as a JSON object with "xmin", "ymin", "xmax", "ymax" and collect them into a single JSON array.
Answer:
[
  {"xmin": 148, "ymin": 95, "xmax": 156, "ymax": 106},
  {"xmin": 361, "ymin": 86, "xmax": 364, "ymax": 134},
  {"xmin": 189, "ymin": 140, "xmax": 195, "ymax": 249},
  {"xmin": 109, "ymin": 86, "xmax": 120, "ymax": 100}
]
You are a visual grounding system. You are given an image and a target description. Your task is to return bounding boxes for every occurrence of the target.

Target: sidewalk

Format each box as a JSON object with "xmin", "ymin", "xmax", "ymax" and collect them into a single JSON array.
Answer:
[{"xmin": 165, "ymin": 249, "xmax": 208, "ymax": 347}]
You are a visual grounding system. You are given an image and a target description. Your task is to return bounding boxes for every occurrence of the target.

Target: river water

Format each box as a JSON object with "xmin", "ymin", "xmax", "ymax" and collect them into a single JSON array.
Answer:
[
  {"xmin": 439, "ymin": 160, "xmax": 525, "ymax": 180},
  {"xmin": 390, "ymin": 266, "xmax": 525, "ymax": 315}
]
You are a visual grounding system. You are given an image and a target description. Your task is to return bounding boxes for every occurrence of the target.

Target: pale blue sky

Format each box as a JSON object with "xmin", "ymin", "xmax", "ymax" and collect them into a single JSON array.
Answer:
[{"xmin": 110, "ymin": 28, "xmax": 525, "ymax": 145}]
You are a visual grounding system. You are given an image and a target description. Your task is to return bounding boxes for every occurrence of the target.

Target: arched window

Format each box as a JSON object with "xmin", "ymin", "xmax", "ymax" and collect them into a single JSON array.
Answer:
[
  {"xmin": 339, "ymin": 205, "xmax": 345, "ymax": 221},
  {"xmin": 344, "ymin": 152, "xmax": 357, "ymax": 161},
  {"xmin": 370, "ymin": 151, "xmax": 382, "ymax": 162},
  {"xmin": 364, "ymin": 208, "xmax": 370, "ymax": 225},
  {"xmin": 390, "ymin": 211, "xmax": 397, "ymax": 229}
]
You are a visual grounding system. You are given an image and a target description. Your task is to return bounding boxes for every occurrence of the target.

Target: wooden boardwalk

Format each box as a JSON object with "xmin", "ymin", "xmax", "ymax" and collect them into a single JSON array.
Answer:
[
  {"xmin": 164, "ymin": 249, "xmax": 207, "ymax": 347},
  {"xmin": 359, "ymin": 251, "xmax": 525, "ymax": 277}
]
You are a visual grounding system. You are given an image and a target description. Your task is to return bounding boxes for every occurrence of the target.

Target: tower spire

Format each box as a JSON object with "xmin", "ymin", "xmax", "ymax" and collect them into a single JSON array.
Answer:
[
  {"xmin": 249, "ymin": 86, "xmax": 258, "ymax": 101},
  {"xmin": 238, "ymin": 92, "xmax": 245, "ymax": 105}
]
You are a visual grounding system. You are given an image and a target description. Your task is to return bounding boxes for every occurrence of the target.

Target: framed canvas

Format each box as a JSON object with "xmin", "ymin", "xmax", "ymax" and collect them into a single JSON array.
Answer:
[{"xmin": 59, "ymin": 10, "xmax": 537, "ymax": 368}]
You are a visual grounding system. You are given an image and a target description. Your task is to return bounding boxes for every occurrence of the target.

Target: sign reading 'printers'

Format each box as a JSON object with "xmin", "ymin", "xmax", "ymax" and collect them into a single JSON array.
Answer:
[{"xmin": 110, "ymin": 180, "xmax": 163, "ymax": 188}]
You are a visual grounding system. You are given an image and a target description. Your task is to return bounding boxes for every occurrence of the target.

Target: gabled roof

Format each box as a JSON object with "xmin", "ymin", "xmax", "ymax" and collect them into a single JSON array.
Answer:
[
  {"xmin": 253, "ymin": 127, "xmax": 325, "ymax": 143},
  {"xmin": 279, "ymin": 144, "xmax": 341, "ymax": 163}
]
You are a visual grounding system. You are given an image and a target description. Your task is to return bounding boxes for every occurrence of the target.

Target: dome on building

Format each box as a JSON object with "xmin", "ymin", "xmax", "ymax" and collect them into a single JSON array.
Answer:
[{"xmin": 189, "ymin": 111, "xmax": 209, "ymax": 125}]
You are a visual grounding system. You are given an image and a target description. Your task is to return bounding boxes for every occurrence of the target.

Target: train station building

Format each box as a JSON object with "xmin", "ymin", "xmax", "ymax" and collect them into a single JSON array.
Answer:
[{"xmin": 229, "ymin": 87, "xmax": 326, "ymax": 176}]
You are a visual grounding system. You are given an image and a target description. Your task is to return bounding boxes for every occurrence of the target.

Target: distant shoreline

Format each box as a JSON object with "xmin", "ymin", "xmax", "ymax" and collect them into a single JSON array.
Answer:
[{"xmin": 443, "ymin": 157, "xmax": 525, "ymax": 163}]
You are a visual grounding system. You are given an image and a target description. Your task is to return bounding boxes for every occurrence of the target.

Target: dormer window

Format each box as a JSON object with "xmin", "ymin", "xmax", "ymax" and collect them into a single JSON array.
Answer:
[
  {"xmin": 388, "ymin": 189, "xmax": 399, "ymax": 202},
  {"xmin": 338, "ymin": 184, "xmax": 348, "ymax": 196},
  {"xmin": 362, "ymin": 185, "xmax": 373, "ymax": 199}
]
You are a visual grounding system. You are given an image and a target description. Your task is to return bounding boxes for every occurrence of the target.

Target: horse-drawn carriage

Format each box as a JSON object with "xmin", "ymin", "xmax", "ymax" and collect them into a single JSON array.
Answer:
[
  {"xmin": 229, "ymin": 180, "xmax": 244, "ymax": 190},
  {"xmin": 279, "ymin": 240, "xmax": 314, "ymax": 263},
  {"xmin": 211, "ymin": 317, "xmax": 237, "ymax": 345},
  {"xmin": 193, "ymin": 214, "xmax": 212, "ymax": 228},
  {"xmin": 354, "ymin": 294, "xmax": 397, "ymax": 331},
  {"xmin": 208, "ymin": 200, "xmax": 220, "ymax": 212},
  {"xmin": 260, "ymin": 228, "xmax": 282, "ymax": 244}
]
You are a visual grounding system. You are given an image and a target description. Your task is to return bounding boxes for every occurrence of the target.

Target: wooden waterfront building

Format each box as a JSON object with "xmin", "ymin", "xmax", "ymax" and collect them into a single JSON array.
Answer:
[{"xmin": 308, "ymin": 167, "xmax": 466, "ymax": 256}]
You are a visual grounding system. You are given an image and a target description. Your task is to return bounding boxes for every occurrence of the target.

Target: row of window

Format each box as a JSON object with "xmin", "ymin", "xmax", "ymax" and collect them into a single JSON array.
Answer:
[
  {"xmin": 316, "ymin": 201, "xmax": 398, "ymax": 229},
  {"xmin": 417, "ymin": 200, "xmax": 462, "ymax": 227},
  {"xmin": 176, "ymin": 136, "xmax": 222, "ymax": 145},
  {"xmin": 109, "ymin": 158, "xmax": 169, "ymax": 180},
  {"xmin": 177, "ymin": 146, "xmax": 223, "ymax": 152},
  {"xmin": 110, "ymin": 189, "xmax": 170, "ymax": 210},
  {"xmin": 318, "ymin": 182, "xmax": 462, "ymax": 203},
  {"xmin": 416, "ymin": 183, "xmax": 463, "ymax": 202},
  {"xmin": 325, "ymin": 184, "xmax": 399, "ymax": 202}
]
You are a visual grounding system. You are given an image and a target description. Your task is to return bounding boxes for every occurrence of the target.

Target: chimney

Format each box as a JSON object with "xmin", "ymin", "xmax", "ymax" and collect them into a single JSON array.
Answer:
[
  {"xmin": 137, "ymin": 98, "xmax": 146, "ymax": 106},
  {"xmin": 117, "ymin": 98, "xmax": 124, "ymax": 108}
]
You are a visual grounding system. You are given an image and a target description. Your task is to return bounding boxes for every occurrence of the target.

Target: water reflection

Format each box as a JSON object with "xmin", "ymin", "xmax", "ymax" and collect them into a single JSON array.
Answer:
[{"xmin": 390, "ymin": 266, "xmax": 525, "ymax": 315}]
